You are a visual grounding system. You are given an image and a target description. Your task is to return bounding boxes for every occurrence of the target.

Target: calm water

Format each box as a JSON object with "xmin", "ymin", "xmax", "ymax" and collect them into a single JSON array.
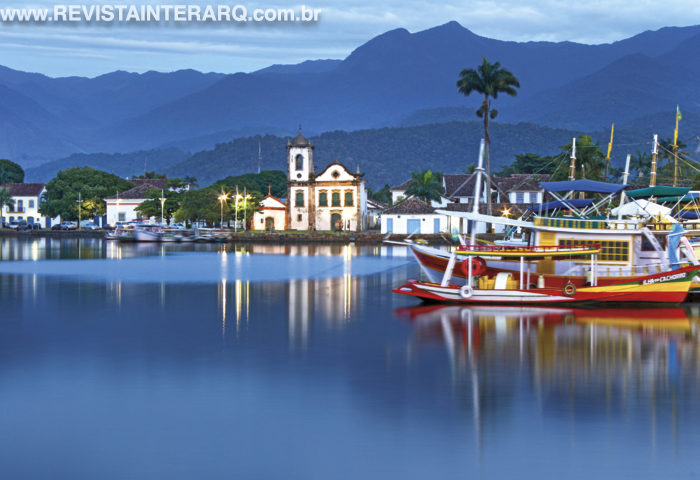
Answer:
[{"xmin": 1, "ymin": 237, "xmax": 700, "ymax": 479}]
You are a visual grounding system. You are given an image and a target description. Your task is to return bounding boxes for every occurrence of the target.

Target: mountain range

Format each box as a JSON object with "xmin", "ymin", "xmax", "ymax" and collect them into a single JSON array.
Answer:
[{"xmin": 3, "ymin": 21, "xmax": 700, "ymax": 174}]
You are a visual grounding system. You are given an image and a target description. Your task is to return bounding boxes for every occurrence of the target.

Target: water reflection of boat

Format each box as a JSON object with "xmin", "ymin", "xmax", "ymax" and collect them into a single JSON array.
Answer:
[{"xmin": 571, "ymin": 307, "xmax": 691, "ymax": 331}]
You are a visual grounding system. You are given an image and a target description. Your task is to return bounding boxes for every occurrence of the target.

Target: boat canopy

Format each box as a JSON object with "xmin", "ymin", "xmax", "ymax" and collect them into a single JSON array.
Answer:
[
  {"xmin": 539, "ymin": 179, "xmax": 627, "ymax": 194},
  {"xmin": 610, "ymin": 199, "xmax": 671, "ymax": 218},
  {"xmin": 626, "ymin": 186, "xmax": 691, "ymax": 199},
  {"xmin": 527, "ymin": 198, "xmax": 594, "ymax": 212},
  {"xmin": 657, "ymin": 192, "xmax": 699, "ymax": 203}
]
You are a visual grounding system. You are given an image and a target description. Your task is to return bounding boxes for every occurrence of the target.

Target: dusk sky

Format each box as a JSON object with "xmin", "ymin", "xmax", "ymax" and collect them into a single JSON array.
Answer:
[{"xmin": 1, "ymin": 0, "xmax": 699, "ymax": 77}]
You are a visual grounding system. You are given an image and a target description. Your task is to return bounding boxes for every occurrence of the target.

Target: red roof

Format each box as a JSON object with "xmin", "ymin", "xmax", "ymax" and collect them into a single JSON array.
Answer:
[{"xmin": 1, "ymin": 183, "xmax": 45, "ymax": 197}]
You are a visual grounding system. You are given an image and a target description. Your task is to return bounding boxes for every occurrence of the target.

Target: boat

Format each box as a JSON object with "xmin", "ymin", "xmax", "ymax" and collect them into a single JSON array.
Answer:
[
  {"xmin": 394, "ymin": 208, "xmax": 700, "ymax": 305},
  {"xmin": 400, "ymin": 141, "xmax": 699, "ymax": 289},
  {"xmin": 394, "ymin": 264, "xmax": 700, "ymax": 304},
  {"xmin": 133, "ymin": 225, "xmax": 163, "ymax": 242}
]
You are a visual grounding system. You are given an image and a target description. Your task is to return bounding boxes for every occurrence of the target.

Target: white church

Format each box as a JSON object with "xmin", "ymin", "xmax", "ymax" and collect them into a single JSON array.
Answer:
[{"xmin": 255, "ymin": 129, "xmax": 368, "ymax": 231}]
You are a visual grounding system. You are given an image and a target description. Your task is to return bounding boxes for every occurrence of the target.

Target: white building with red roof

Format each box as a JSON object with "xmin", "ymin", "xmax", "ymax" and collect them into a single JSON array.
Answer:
[
  {"xmin": 0, "ymin": 183, "xmax": 58, "ymax": 228},
  {"xmin": 252, "ymin": 190, "xmax": 287, "ymax": 231}
]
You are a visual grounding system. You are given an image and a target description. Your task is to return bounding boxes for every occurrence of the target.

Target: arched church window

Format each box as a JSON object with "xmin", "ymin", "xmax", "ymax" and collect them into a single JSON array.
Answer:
[
  {"xmin": 295, "ymin": 154, "xmax": 304, "ymax": 171},
  {"xmin": 295, "ymin": 191, "xmax": 304, "ymax": 207},
  {"xmin": 319, "ymin": 191, "xmax": 328, "ymax": 207},
  {"xmin": 331, "ymin": 192, "xmax": 340, "ymax": 207},
  {"xmin": 345, "ymin": 191, "xmax": 353, "ymax": 206}
]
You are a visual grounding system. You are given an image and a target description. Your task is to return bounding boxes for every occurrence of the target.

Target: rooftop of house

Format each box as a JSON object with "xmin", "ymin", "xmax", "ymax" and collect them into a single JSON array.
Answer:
[
  {"xmin": 383, "ymin": 196, "xmax": 435, "ymax": 215},
  {"xmin": 1, "ymin": 183, "xmax": 46, "ymax": 197},
  {"xmin": 390, "ymin": 179, "xmax": 413, "ymax": 191},
  {"xmin": 493, "ymin": 174, "xmax": 550, "ymax": 192},
  {"xmin": 104, "ymin": 179, "xmax": 168, "ymax": 200}
]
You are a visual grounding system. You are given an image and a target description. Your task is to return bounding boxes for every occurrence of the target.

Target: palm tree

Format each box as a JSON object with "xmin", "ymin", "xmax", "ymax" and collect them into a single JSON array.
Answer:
[
  {"xmin": 457, "ymin": 57, "xmax": 520, "ymax": 216},
  {"xmin": 183, "ymin": 176, "xmax": 199, "ymax": 189},
  {"xmin": 405, "ymin": 170, "xmax": 444, "ymax": 205},
  {"xmin": 550, "ymin": 136, "xmax": 606, "ymax": 181},
  {"xmin": 629, "ymin": 150, "xmax": 651, "ymax": 181}
]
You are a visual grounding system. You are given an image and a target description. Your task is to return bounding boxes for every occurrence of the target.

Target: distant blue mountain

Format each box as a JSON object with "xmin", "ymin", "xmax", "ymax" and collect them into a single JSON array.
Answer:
[{"xmin": 2, "ymin": 21, "xmax": 700, "ymax": 169}]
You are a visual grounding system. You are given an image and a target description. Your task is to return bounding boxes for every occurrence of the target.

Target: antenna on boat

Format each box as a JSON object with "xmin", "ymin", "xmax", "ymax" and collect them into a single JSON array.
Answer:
[
  {"xmin": 568, "ymin": 137, "xmax": 576, "ymax": 181},
  {"xmin": 257, "ymin": 137, "xmax": 262, "ymax": 174},
  {"xmin": 650, "ymin": 134, "xmax": 658, "ymax": 187}
]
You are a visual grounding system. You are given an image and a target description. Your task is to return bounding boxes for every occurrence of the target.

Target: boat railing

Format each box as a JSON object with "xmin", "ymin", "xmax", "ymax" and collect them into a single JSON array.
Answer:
[{"xmin": 456, "ymin": 243, "xmax": 601, "ymax": 254}]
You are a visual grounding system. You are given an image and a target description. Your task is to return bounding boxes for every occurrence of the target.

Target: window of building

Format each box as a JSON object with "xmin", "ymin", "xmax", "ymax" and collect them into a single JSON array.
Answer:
[
  {"xmin": 297, "ymin": 214, "xmax": 302, "ymax": 222},
  {"xmin": 9, "ymin": 201, "xmax": 14, "ymax": 212},
  {"xmin": 559, "ymin": 239, "xmax": 629, "ymax": 262},
  {"xmin": 295, "ymin": 154, "xmax": 304, "ymax": 171},
  {"xmin": 29, "ymin": 200, "xmax": 35, "ymax": 208},
  {"xmin": 118, "ymin": 212, "xmax": 126, "ymax": 222},
  {"xmin": 332, "ymin": 192, "xmax": 341, "ymax": 207},
  {"xmin": 345, "ymin": 191, "xmax": 353, "ymax": 206},
  {"xmin": 515, "ymin": 192, "xmax": 525, "ymax": 204},
  {"xmin": 295, "ymin": 191, "xmax": 304, "ymax": 207},
  {"xmin": 319, "ymin": 191, "xmax": 328, "ymax": 207},
  {"xmin": 17, "ymin": 200, "xmax": 23, "ymax": 211}
]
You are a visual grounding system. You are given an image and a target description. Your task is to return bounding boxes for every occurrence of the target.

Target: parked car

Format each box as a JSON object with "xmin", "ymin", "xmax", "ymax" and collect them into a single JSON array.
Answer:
[
  {"xmin": 51, "ymin": 224, "xmax": 63, "ymax": 230},
  {"xmin": 17, "ymin": 222, "xmax": 33, "ymax": 231},
  {"xmin": 80, "ymin": 221, "xmax": 99, "ymax": 230},
  {"xmin": 7, "ymin": 220, "xmax": 25, "ymax": 230},
  {"xmin": 59, "ymin": 221, "xmax": 77, "ymax": 230}
]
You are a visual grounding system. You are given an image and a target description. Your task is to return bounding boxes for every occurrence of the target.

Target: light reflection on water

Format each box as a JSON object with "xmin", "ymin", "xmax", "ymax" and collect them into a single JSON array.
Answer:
[{"xmin": 1, "ymin": 238, "xmax": 700, "ymax": 478}]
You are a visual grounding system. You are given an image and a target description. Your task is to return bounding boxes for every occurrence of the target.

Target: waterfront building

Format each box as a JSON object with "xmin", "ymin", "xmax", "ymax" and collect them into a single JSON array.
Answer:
[
  {"xmin": 252, "ymin": 192, "xmax": 287, "ymax": 231},
  {"xmin": 380, "ymin": 197, "xmax": 447, "ymax": 235},
  {"xmin": 285, "ymin": 129, "xmax": 367, "ymax": 231},
  {"xmin": 104, "ymin": 179, "xmax": 168, "ymax": 226},
  {"xmin": 0, "ymin": 183, "xmax": 58, "ymax": 228}
]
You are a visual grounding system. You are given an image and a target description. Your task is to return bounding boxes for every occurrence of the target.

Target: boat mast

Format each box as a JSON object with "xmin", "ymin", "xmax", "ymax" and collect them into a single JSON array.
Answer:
[
  {"xmin": 470, "ymin": 139, "xmax": 486, "ymax": 247},
  {"xmin": 568, "ymin": 137, "xmax": 577, "ymax": 181},
  {"xmin": 650, "ymin": 134, "xmax": 658, "ymax": 187},
  {"xmin": 617, "ymin": 154, "xmax": 631, "ymax": 221}
]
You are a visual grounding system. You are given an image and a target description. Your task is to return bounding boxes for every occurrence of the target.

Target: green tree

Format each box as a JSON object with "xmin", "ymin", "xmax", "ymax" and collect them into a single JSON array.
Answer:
[
  {"xmin": 405, "ymin": 170, "xmax": 444, "ymax": 204},
  {"xmin": 174, "ymin": 188, "xmax": 219, "ymax": 226},
  {"xmin": 497, "ymin": 153, "xmax": 554, "ymax": 176},
  {"xmin": 229, "ymin": 191, "xmax": 262, "ymax": 228},
  {"xmin": 457, "ymin": 57, "xmax": 520, "ymax": 216},
  {"xmin": 0, "ymin": 159, "xmax": 24, "ymax": 184},
  {"xmin": 0, "ymin": 187, "xmax": 12, "ymax": 219},
  {"xmin": 41, "ymin": 167, "xmax": 134, "ymax": 221},
  {"xmin": 657, "ymin": 137, "xmax": 695, "ymax": 185},
  {"xmin": 134, "ymin": 171, "xmax": 166, "ymax": 179},
  {"xmin": 215, "ymin": 170, "xmax": 286, "ymax": 198},
  {"xmin": 183, "ymin": 176, "xmax": 199, "ymax": 189},
  {"xmin": 135, "ymin": 188, "xmax": 183, "ymax": 224},
  {"xmin": 629, "ymin": 150, "xmax": 651, "ymax": 181},
  {"xmin": 369, "ymin": 184, "xmax": 392, "ymax": 205},
  {"xmin": 550, "ymin": 136, "xmax": 606, "ymax": 181}
]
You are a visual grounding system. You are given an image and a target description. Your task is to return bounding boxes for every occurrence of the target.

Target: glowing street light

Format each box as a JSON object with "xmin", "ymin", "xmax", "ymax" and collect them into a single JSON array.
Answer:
[
  {"xmin": 218, "ymin": 189, "xmax": 229, "ymax": 227},
  {"xmin": 159, "ymin": 189, "xmax": 166, "ymax": 225}
]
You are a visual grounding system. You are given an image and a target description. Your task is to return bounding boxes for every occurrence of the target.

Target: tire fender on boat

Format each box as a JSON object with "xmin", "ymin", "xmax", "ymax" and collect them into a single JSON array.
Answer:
[
  {"xmin": 563, "ymin": 282, "xmax": 576, "ymax": 296},
  {"xmin": 459, "ymin": 285, "xmax": 473, "ymax": 299},
  {"xmin": 460, "ymin": 257, "xmax": 487, "ymax": 277}
]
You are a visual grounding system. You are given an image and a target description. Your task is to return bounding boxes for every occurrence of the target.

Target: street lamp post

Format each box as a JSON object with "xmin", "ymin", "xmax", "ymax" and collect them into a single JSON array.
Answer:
[
  {"xmin": 218, "ymin": 190, "xmax": 228, "ymax": 228},
  {"xmin": 243, "ymin": 186, "xmax": 247, "ymax": 231},
  {"xmin": 159, "ymin": 189, "xmax": 166, "ymax": 225},
  {"xmin": 76, "ymin": 191, "xmax": 81, "ymax": 230},
  {"xmin": 234, "ymin": 185, "xmax": 239, "ymax": 233}
]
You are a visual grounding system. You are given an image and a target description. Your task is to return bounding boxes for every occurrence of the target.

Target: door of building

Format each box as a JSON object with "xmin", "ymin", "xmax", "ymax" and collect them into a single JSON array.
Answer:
[{"xmin": 407, "ymin": 219, "xmax": 421, "ymax": 234}]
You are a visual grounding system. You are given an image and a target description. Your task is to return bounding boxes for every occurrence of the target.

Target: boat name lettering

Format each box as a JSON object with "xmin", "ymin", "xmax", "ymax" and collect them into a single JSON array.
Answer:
[{"xmin": 642, "ymin": 272, "xmax": 685, "ymax": 285}]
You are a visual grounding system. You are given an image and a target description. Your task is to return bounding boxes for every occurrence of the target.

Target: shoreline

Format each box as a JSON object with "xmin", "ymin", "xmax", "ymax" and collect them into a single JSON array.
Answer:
[{"xmin": 0, "ymin": 229, "xmax": 461, "ymax": 245}]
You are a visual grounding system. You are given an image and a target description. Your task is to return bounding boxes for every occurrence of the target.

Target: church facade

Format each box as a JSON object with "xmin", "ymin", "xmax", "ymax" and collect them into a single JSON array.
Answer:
[{"xmin": 286, "ymin": 130, "xmax": 367, "ymax": 231}]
